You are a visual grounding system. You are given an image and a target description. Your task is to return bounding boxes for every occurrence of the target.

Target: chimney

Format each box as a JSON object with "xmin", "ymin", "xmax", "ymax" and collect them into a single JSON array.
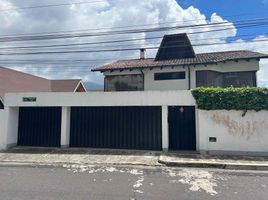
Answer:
[{"xmin": 140, "ymin": 48, "xmax": 146, "ymax": 59}]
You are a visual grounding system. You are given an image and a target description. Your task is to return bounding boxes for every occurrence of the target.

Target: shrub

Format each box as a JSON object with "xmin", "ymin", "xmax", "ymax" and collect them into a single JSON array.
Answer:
[{"xmin": 191, "ymin": 87, "xmax": 268, "ymax": 111}]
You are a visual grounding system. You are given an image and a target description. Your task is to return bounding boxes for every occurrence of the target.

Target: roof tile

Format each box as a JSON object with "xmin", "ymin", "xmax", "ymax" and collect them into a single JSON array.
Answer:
[{"xmin": 92, "ymin": 50, "xmax": 268, "ymax": 72}]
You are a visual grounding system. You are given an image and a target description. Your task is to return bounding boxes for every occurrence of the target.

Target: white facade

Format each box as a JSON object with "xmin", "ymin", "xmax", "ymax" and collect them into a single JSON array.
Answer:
[
  {"xmin": 0, "ymin": 110, "xmax": 5, "ymax": 149},
  {"xmin": 1, "ymin": 91, "xmax": 268, "ymax": 155},
  {"xmin": 199, "ymin": 110, "xmax": 268, "ymax": 155},
  {"xmin": 5, "ymin": 91, "xmax": 195, "ymax": 107},
  {"xmin": 104, "ymin": 59, "xmax": 260, "ymax": 90},
  {"xmin": 2, "ymin": 91, "xmax": 195, "ymax": 150}
]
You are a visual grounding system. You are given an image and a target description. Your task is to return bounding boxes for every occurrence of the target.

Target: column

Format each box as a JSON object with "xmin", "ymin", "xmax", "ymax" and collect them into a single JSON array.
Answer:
[
  {"xmin": 61, "ymin": 106, "xmax": 71, "ymax": 148},
  {"xmin": 162, "ymin": 105, "xmax": 169, "ymax": 151},
  {"xmin": 4, "ymin": 107, "xmax": 19, "ymax": 149}
]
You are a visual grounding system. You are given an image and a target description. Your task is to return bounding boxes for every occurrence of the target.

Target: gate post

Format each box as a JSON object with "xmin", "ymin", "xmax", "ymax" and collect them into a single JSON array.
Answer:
[
  {"xmin": 162, "ymin": 105, "xmax": 169, "ymax": 151},
  {"xmin": 4, "ymin": 107, "xmax": 19, "ymax": 149},
  {"xmin": 61, "ymin": 107, "xmax": 70, "ymax": 148}
]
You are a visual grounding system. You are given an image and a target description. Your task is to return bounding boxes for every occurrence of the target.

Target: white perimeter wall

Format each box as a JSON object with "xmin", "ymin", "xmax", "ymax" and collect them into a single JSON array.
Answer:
[
  {"xmin": 3, "ymin": 91, "xmax": 195, "ymax": 149},
  {"xmin": 199, "ymin": 110, "xmax": 268, "ymax": 155},
  {"xmin": 2, "ymin": 91, "xmax": 268, "ymax": 155},
  {"xmin": 0, "ymin": 108, "xmax": 18, "ymax": 150},
  {"xmin": 5, "ymin": 90, "xmax": 195, "ymax": 107},
  {"xmin": 0, "ymin": 110, "xmax": 5, "ymax": 149}
]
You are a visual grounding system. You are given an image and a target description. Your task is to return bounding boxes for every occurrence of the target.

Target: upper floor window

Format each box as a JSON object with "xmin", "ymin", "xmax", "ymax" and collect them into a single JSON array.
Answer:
[
  {"xmin": 105, "ymin": 74, "xmax": 144, "ymax": 91},
  {"xmin": 154, "ymin": 72, "xmax": 186, "ymax": 81},
  {"xmin": 196, "ymin": 70, "xmax": 257, "ymax": 88}
]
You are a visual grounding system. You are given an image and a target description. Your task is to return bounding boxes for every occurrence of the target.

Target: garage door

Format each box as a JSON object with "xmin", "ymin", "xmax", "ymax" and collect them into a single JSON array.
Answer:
[
  {"xmin": 70, "ymin": 106, "xmax": 162, "ymax": 150},
  {"xmin": 168, "ymin": 106, "xmax": 196, "ymax": 151},
  {"xmin": 18, "ymin": 107, "xmax": 62, "ymax": 147}
]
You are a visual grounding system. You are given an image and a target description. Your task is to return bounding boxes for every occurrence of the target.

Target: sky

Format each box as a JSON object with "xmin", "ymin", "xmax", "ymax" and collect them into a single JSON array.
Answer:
[{"xmin": 0, "ymin": 0, "xmax": 267, "ymax": 87}]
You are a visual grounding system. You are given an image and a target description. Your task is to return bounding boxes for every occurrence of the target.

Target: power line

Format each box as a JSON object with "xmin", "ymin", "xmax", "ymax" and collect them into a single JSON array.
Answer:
[
  {"xmin": 1, "ymin": 33, "xmax": 266, "ymax": 51},
  {"xmin": 0, "ymin": 12, "xmax": 259, "ymax": 37},
  {"xmin": 0, "ymin": 15, "xmax": 230, "ymax": 37},
  {"xmin": 0, "ymin": 0, "xmax": 113, "ymax": 12},
  {"xmin": 0, "ymin": 21, "xmax": 233, "ymax": 42},
  {"xmin": 1, "ymin": 17, "xmax": 268, "ymax": 43},
  {"xmin": 0, "ymin": 38, "xmax": 267, "ymax": 56}
]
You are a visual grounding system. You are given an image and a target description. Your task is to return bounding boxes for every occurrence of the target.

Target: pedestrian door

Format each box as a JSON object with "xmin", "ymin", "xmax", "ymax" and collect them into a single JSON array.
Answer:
[{"xmin": 168, "ymin": 106, "xmax": 196, "ymax": 150}]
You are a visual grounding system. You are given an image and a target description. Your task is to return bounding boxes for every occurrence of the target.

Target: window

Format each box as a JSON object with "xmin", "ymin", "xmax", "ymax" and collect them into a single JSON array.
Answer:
[
  {"xmin": 196, "ymin": 70, "xmax": 257, "ymax": 88},
  {"xmin": 223, "ymin": 72, "xmax": 256, "ymax": 87},
  {"xmin": 196, "ymin": 71, "xmax": 222, "ymax": 87},
  {"xmin": 105, "ymin": 74, "xmax": 144, "ymax": 91},
  {"xmin": 154, "ymin": 72, "xmax": 185, "ymax": 81}
]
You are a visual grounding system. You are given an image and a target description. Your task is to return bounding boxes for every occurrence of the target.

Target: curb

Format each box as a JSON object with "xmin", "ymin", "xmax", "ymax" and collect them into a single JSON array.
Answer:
[
  {"xmin": 158, "ymin": 160, "xmax": 268, "ymax": 171},
  {"xmin": 0, "ymin": 160, "xmax": 163, "ymax": 168}
]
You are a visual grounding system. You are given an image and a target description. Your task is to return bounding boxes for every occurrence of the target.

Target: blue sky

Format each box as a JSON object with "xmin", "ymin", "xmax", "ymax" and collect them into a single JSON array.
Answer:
[
  {"xmin": 179, "ymin": 0, "xmax": 268, "ymax": 18},
  {"xmin": 178, "ymin": 0, "xmax": 268, "ymax": 40}
]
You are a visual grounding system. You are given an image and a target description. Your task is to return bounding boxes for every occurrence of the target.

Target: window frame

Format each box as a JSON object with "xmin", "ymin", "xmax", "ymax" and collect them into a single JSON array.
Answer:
[
  {"xmin": 104, "ymin": 74, "xmax": 144, "ymax": 92},
  {"xmin": 154, "ymin": 71, "xmax": 186, "ymax": 81},
  {"xmin": 195, "ymin": 70, "xmax": 257, "ymax": 88}
]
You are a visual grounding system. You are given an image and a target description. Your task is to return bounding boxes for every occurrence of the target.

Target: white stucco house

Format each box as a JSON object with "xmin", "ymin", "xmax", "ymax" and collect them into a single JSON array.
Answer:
[
  {"xmin": 92, "ymin": 33, "xmax": 266, "ymax": 91},
  {"xmin": 1, "ymin": 33, "xmax": 268, "ymax": 155}
]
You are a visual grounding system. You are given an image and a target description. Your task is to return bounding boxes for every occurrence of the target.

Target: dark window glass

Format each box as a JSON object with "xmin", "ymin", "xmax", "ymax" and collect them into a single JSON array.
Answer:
[
  {"xmin": 196, "ymin": 70, "xmax": 257, "ymax": 88},
  {"xmin": 196, "ymin": 71, "xmax": 222, "ymax": 87},
  {"xmin": 223, "ymin": 72, "xmax": 256, "ymax": 87},
  {"xmin": 154, "ymin": 72, "xmax": 185, "ymax": 80},
  {"xmin": 105, "ymin": 74, "xmax": 143, "ymax": 91}
]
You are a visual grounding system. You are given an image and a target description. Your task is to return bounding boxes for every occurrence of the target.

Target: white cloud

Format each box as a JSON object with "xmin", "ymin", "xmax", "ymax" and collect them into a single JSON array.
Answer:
[
  {"xmin": 0, "ymin": 0, "xmax": 19, "ymax": 28},
  {"xmin": 0, "ymin": 0, "xmax": 267, "ymax": 86}
]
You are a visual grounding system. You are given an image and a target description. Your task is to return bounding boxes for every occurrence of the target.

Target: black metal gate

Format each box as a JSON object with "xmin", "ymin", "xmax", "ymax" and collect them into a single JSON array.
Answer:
[
  {"xmin": 70, "ymin": 106, "xmax": 162, "ymax": 150},
  {"xmin": 168, "ymin": 106, "xmax": 196, "ymax": 150},
  {"xmin": 18, "ymin": 107, "xmax": 62, "ymax": 147}
]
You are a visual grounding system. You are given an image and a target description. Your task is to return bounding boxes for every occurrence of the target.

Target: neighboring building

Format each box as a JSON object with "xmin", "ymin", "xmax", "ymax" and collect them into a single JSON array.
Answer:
[
  {"xmin": 92, "ymin": 33, "xmax": 268, "ymax": 91},
  {"xmin": 0, "ymin": 67, "xmax": 86, "ymax": 108}
]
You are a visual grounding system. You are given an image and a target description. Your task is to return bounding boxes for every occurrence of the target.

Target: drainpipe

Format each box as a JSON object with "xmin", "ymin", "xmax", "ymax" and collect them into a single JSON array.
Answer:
[
  {"xmin": 188, "ymin": 66, "xmax": 191, "ymax": 90},
  {"xmin": 140, "ymin": 69, "xmax": 145, "ymax": 91}
]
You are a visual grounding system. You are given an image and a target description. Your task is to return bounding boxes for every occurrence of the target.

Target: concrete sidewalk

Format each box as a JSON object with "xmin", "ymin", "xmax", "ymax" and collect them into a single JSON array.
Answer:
[
  {"xmin": 0, "ymin": 148, "xmax": 161, "ymax": 166},
  {"xmin": 160, "ymin": 153, "xmax": 268, "ymax": 170},
  {"xmin": 1, "ymin": 147, "xmax": 268, "ymax": 170}
]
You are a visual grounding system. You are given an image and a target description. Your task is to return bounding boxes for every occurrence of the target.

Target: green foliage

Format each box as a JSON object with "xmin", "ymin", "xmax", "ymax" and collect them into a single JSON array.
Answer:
[{"xmin": 191, "ymin": 87, "xmax": 268, "ymax": 111}]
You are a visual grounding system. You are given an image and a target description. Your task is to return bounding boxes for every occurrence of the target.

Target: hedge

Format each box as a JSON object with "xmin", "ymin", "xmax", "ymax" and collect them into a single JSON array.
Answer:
[{"xmin": 191, "ymin": 87, "xmax": 268, "ymax": 111}]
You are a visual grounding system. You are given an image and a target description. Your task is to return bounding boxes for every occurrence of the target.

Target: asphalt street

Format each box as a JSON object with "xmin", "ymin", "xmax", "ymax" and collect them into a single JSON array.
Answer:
[{"xmin": 0, "ymin": 165, "xmax": 267, "ymax": 200}]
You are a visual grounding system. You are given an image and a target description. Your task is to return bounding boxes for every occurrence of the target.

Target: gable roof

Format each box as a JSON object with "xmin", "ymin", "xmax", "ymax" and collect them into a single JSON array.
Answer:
[
  {"xmin": 155, "ymin": 33, "xmax": 195, "ymax": 60},
  {"xmin": 50, "ymin": 79, "xmax": 85, "ymax": 92},
  {"xmin": 0, "ymin": 67, "xmax": 50, "ymax": 101},
  {"xmin": 92, "ymin": 50, "xmax": 268, "ymax": 72},
  {"xmin": 0, "ymin": 67, "xmax": 86, "ymax": 101}
]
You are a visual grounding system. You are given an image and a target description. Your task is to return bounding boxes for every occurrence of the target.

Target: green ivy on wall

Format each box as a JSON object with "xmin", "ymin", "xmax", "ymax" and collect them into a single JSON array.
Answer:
[{"xmin": 191, "ymin": 87, "xmax": 268, "ymax": 111}]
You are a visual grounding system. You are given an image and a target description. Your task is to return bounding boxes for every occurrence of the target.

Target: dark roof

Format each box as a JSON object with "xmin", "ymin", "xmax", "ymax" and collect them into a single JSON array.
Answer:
[
  {"xmin": 92, "ymin": 50, "xmax": 268, "ymax": 72},
  {"xmin": 155, "ymin": 33, "xmax": 195, "ymax": 60}
]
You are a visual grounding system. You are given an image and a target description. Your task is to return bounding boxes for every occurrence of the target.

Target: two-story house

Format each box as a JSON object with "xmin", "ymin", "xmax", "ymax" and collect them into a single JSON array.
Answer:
[
  {"xmin": 1, "ymin": 33, "xmax": 268, "ymax": 153},
  {"xmin": 92, "ymin": 33, "xmax": 267, "ymax": 91}
]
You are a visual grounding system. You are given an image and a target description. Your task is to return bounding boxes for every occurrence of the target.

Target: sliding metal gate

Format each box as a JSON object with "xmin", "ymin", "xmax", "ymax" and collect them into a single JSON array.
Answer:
[
  {"xmin": 70, "ymin": 106, "xmax": 162, "ymax": 150},
  {"xmin": 18, "ymin": 107, "xmax": 62, "ymax": 147}
]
